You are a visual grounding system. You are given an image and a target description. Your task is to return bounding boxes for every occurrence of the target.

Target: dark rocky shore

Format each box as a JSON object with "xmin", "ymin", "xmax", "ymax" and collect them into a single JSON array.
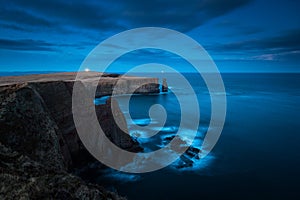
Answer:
[{"xmin": 0, "ymin": 72, "xmax": 159, "ymax": 199}]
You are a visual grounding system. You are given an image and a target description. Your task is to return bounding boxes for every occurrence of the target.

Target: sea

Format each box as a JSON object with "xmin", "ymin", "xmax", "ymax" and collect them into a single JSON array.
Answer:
[
  {"xmin": 95, "ymin": 73, "xmax": 300, "ymax": 200},
  {"xmin": 2, "ymin": 72, "xmax": 299, "ymax": 199}
]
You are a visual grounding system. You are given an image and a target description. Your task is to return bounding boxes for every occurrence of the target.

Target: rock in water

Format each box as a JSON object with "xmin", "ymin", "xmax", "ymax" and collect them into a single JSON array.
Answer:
[{"xmin": 162, "ymin": 78, "xmax": 168, "ymax": 92}]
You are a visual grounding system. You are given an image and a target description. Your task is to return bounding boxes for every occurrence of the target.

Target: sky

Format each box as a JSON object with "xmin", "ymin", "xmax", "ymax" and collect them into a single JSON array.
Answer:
[{"xmin": 0, "ymin": 0, "xmax": 299, "ymax": 73}]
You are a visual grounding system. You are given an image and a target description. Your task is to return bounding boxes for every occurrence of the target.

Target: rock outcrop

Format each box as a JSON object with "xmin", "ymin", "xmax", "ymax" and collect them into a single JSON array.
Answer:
[
  {"xmin": 0, "ymin": 143, "xmax": 125, "ymax": 200},
  {"xmin": 0, "ymin": 72, "xmax": 159, "ymax": 199},
  {"xmin": 162, "ymin": 78, "xmax": 168, "ymax": 93}
]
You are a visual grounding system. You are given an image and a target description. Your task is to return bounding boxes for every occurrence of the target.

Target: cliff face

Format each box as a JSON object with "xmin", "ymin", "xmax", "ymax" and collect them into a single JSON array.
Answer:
[
  {"xmin": 0, "ymin": 84, "xmax": 67, "ymax": 170},
  {"xmin": 0, "ymin": 72, "xmax": 159, "ymax": 199},
  {"xmin": 0, "ymin": 142, "xmax": 125, "ymax": 200},
  {"xmin": 0, "ymin": 83, "xmax": 120, "ymax": 199}
]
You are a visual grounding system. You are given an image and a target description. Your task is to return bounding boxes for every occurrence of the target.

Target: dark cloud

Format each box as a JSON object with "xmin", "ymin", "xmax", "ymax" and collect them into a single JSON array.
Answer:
[
  {"xmin": 240, "ymin": 27, "xmax": 263, "ymax": 36},
  {"xmin": 209, "ymin": 29, "xmax": 300, "ymax": 52},
  {"xmin": 214, "ymin": 20, "xmax": 264, "ymax": 36},
  {"xmin": 1, "ymin": 0, "xmax": 253, "ymax": 32},
  {"xmin": 261, "ymin": 29, "xmax": 300, "ymax": 51},
  {"xmin": 1, "ymin": 0, "xmax": 125, "ymax": 32},
  {"xmin": 0, "ymin": 23, "xmax": 30, "ymax": 32},
  {"xmin": 117, "ymin": 0, "xmax": 253, "ymax": 31},
  {"xmin": 0, "ymin": 38, "xmax": 55, "ymax": 51},
  {"xmin": 0, "ymin": 37, "xmax": 97, "ymax": 52},
  {"xmin": 0, "ymin": 5, "xmax": 52, "ymax": 28},
  {"xmin": 207, "ymin": 29, "xmax": 300, "ymax": 61}
]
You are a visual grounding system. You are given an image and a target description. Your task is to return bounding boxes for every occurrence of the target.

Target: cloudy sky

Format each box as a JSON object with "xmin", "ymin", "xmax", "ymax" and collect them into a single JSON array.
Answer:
[{"xmin": 0, "ymin": 0, "xmax": 299, "ymax": 72}]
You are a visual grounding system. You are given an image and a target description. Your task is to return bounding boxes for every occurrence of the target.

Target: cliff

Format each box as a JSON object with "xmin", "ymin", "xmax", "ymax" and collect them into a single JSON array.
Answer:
[
  {"xmin": 0, "ymin": 72, "xmax": 159, "ymax": 199},
  {"xmin": 0, "ymin": 72, "xmax": 160, "ymax": 97}
]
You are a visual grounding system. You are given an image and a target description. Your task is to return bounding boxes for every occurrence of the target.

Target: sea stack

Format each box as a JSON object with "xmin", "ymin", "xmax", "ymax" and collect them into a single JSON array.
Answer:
[{"xmin": 162, "ymin": 78, "xmax": 168, "ymax": 92}]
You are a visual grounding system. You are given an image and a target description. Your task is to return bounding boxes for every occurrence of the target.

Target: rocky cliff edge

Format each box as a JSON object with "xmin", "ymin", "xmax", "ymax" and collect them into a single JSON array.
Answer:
[{"xmin": 0, "ymin": 72, "xmax": 159, "ymax": 199}]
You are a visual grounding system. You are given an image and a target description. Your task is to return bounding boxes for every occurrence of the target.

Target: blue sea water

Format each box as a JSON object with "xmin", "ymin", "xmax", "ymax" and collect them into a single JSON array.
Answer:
[{"xmin": 96, "ymin": 73, "xmax": 300, "ymax": 200}]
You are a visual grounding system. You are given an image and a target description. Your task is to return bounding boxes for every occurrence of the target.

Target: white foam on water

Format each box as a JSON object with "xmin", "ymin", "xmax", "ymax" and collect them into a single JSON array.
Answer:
[
  {"xmin": 130, "ymin": 118, "xmax": 151, "ymax": 125},
  {"xmin": 170, "ymin": 152, "xmax": 215, "ymax": 173},
  {"xmin": 128, "ymin": 118, "xmax": 160, "ymax": 126},
  {"xmin": 100, "ymin": 168, "xmax": 142, "ymax": 183},
  {"xmin": 94, "ymin": 96, "xmax": 110, "ymax": 105},
  {"xmin": 151, "ymin": 126, "xmax": 178, "ymax": 133},
  {"xmin": 129, "ymin": 130, "xmax": 156, "ymax": 143},
  {"xmin": 119, "ymin": 147, "xmax": 180, "ymax": 173}
]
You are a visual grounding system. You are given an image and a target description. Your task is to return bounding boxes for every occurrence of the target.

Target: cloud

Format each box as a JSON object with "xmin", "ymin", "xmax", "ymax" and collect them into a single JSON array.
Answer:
[
  {"xmin": 261, "ymin": 29, "xmax": 300, "ymax": 51},
  {"xmin": 214, "ymin": 20, "xmax": 264, "ymax": 36},
  {"xmin": 117, "ymin": 0, "xmax": 253, "ymax": 31},
  {"xmin": 1, "ymin": 0, "xmax": 253, "ymax": 33},
  {"xmin": 208, "ymin": 29, "xmax": 300, "ymax": 59},
  {"xmin": 252, "ymin": 51, "xmax": 300, "ymax": 61},
  {"xmin": 0, "ymin": 38, "xmax": 56, "ymax": 51},
  {"xmin": 0, "ymin": 4, "xmax": 52, "ymax": 28},
  {"xmin": 0, "ymin": 23, "xmax": 30, "ymax": 32}
]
